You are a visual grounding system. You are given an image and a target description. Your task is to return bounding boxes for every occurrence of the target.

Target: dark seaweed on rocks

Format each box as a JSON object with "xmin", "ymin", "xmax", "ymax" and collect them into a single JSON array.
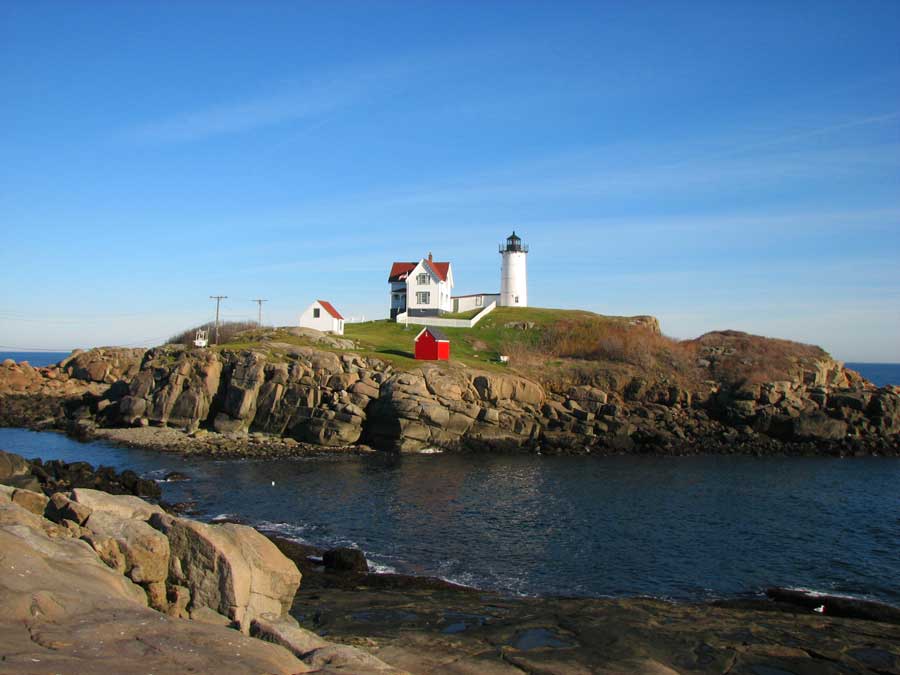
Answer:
[{"xmin": 0, "ymin": 448, "xmax": 161, "ymax": 499}]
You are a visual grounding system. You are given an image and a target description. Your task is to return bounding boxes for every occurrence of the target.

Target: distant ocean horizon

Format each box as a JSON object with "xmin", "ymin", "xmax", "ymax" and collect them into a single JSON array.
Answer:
[
  {"xmin": 1, "ymin": 352, "xmax": 898, "ymax": 386},
  {"xmin": 845, "ymin": 363, "xmax": 900, "ymax": 387},
  {"xmin": 0, "ymin": 351, "xmax": 73, "ymax": 368}
]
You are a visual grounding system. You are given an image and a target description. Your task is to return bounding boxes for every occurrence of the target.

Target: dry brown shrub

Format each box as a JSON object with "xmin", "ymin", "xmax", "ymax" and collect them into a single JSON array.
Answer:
[
  {"xmin": 166, "ymin": 321, "xmax": 260, "ymax": 347},
  {"xmin": 686, "ymin": 330, "xmax": 829, "ymax": 385},
  {"xmin": 538, "ymin": 318, "xmax": 687, "ymax": 370}
]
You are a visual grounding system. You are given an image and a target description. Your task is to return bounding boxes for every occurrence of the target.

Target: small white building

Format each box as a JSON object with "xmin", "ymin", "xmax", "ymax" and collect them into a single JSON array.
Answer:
[
  {"xmin": 299, "ymin": 300, "xmax": 345, "ymax": 335},
  {"xmin": 388, "ymin": 254, "xmax": 454, "ymax": 319},
  {"xmin": 451, "ymin": 293, "xmax": 501, "ymax": 313}
]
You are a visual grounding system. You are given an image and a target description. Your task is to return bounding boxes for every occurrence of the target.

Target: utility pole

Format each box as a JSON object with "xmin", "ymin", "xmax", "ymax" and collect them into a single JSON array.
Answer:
[
  {"xmin": 209, "ymin": 295, "xmax": 227, "ymax": 344},
  {"xmin": 252, "ymin": 299, "xmax": 268, "ymax": 327}
]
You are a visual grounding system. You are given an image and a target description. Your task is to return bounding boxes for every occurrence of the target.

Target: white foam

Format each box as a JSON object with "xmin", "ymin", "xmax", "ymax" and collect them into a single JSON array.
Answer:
[
  {"xmin": 782, "ymin": 586, "xmax": 873, "ymax": 601},
  {"xmin": 210, "ymin": 513, "xmax": 237, "ymax": 522},
  {"xmin": 368, "ymin": 560, "xmax": 398, "ymax": 574},
  {"xmin": 416, "ymin": 447, "xmax": 443, "ymax": 454},
  {"xmin": 255, "ymin": 520, "xmax": 312, "ymax": 543}
]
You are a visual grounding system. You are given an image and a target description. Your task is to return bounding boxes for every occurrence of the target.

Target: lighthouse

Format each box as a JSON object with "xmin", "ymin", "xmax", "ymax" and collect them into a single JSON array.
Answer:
[{"xmin": 499, "ymin": 231, "xmax": 528, "ymax": 307}]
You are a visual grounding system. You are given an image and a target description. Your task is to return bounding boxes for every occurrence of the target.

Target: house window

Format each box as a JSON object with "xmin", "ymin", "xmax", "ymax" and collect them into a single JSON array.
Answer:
[
  {"xmin": 475, "ymin": 296, "xmax": 483, "ymax": 306},
  {"xmin": 416, "ymin": 273, "xmax": 429, "ymax": 285},
  {"xmin": 416, "ymin": 291, "xmax": 430, "ymax": 305},
  {"xmin": 313, "ymin": 308, "xmax": 320, "ymax": 318}
]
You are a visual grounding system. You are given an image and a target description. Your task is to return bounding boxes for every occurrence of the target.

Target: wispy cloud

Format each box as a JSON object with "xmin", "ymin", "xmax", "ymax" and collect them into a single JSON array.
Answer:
[
  {"xmin": 127, "ymin": 61, "xmax": 415, "ymax": 143},
  {"xmin": 679, "ymin": 110, "xmax": 900, "ymax": 164},
  {"xmin": 124, "ymin": 38, "xmax": 530, "ymax": 145}
]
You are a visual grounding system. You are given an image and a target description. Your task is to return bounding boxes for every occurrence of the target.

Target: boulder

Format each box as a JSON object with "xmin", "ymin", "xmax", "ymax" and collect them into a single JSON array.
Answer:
[
  {"xmin": 81, "ymin": 531, "xmax": 128, "ymax": 574},
  {"xmin": 303, "ymin": 644, "xmax": 405, "ymax": 674},
  {"xmin": 250, "ymin": 615, "xmax": 330, "ymax": 657},
  {"xmin": 790, "ymin": 412, "xmax": 848, "ymax": 442},
  {"xmin": 71, "ymin": 487, "xmax": 165, "ymax": 521},
  {"xmin": 150, "ymin": 513, "xmax": 301, "ymax": 632},
  {"xmin": 11, "ymin": 487, "xmax": 49, "ymax": 515},
  {"xmin": 46, "ymin": 492, "xmax": 94, "ymax": 525},
  {"xmin": 295, "ymin": 417, "xmax": 362, "ymax": 446},
  {"xmin": 85, "ymin": 511, "xmax": 171, "ymax": 586},
  {"xmin": 0, "ymin": 501, "xmax": 66, "ymax": 538},
  {"xmin": 323, "ymin": 547, "xmax": 369, "ymax": 573},
  {"xmin": 0, "ymin": 449, "xmax": 31, "ymax": 484}
]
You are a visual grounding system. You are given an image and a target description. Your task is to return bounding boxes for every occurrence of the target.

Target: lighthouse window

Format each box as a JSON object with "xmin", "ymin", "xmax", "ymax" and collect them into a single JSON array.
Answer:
[{"xmin": 515, "ymin": 296, "xmax": 520, "ymax": 303}]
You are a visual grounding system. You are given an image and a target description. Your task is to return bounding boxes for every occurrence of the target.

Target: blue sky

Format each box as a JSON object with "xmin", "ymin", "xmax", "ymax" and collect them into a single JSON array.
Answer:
[{"xmin": 2, "ymin": 1, "xmax": 899, "ymax": 361}]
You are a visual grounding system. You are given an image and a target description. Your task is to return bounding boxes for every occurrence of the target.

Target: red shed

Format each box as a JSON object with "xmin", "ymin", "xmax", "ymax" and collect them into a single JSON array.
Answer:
[{"xmin": 414, "ymin": 326, "xmax": 450, "ymax": 360}]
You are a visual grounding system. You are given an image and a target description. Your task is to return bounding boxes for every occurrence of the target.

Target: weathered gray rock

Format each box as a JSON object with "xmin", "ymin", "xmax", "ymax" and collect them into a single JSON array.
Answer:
[
  {"xmin": 0, "ymin": 507, "xmax": 310, "ymax": 674},
  {"xmin": 46, "ymin": 492, "xmax": 93, "ymax": 525},
  {"xmin": 303, "ymin": 644, "xmax": 406, "ymax": 674},
  {"xmin": 85, "ymin": 511, "xmax": 171, "ymax": 595},
  {"xmin": 0, "ymin": 449, "xmax": 31, "ymax": 484},
  {"xmin": 323, "ymin": 546, "xmax": 369, "ymax": 573},
  {"xmin": 150, "ymin": 513, "xmax": 301, "ymax": 632},
  {"xmin": 71, "ymin": 487, "xmax": 165, "ymax": 521},
  {"xmin": 10, "ymin": 487, "xmax": 48, "ymax": 515},
  {"xmin": 61, "ymin": 347, "xmax": 145, "ymax": 384},
  {"xmin": 0, "ymin": 501, "xmax": 67, "ymax": 538},
  {"xmin": 250, "ymin": 615, "xmax": 330, "ymax": 657},
  {"xmin": 790, "ymin": 412, "xmax": 849, "ymax": 441}
]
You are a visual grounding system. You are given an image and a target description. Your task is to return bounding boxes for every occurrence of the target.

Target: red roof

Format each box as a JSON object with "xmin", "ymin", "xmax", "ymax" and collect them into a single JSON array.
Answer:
[
  {"xmin": 415, "ymin": 326, "xmax": 450, "ymax": 342},
  {"xmin": 426, "ymin": 260, "xmax": 450, "ymax": 282},
  {"xmin": 388, "ymin": 259, "xmax": 450, "ymax": 282},
  {"xmin": 317, "ymin": 300, "xmax": 343, "ymax": 320},
  {"xmin": 388, "ymin": 262, "xmax": 417, "ymax": 282}
]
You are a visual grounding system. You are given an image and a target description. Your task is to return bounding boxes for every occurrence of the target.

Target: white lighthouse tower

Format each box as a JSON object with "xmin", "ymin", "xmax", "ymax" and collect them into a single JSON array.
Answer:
[{"xmin": 499, "ymin": 231, "xmax": 528, "ymax": 307}]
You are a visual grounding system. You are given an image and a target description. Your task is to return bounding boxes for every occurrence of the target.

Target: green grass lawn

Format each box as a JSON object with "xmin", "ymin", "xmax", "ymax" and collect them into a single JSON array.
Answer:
[
  {"xmin": 438, "ymin": 307, "xmax": 482, "ymax": 319},
  {"xmin": 210, "ymin": 307, "xmax": 618, "ymax": 372},
  {"xmin": 343, "ymin": 307, "xmax": 602, "ymax": 370}
]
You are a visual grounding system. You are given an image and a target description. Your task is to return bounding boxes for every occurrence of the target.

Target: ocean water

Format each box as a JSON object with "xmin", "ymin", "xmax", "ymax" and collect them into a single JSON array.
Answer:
[
  {"xmin": 846, "ymin": 362, "xmax": 900, "ymax": 387},
  {"xmin": 0, "ymin": 351, "xmax": 72, "ymax": 368},
  {"xmin": 1, "ymin": 428, "xmax": 898, "ymax": 605}
]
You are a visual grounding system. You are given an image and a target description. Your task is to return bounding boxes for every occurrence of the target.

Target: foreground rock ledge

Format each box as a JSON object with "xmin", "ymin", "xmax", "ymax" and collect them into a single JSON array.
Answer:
[{"xmin": 0, "ymin": 474, "xmax": 408, "ymax": 674}]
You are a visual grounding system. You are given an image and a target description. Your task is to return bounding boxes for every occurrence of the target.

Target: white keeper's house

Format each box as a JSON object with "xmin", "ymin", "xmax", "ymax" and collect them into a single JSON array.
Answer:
[
  {"xmin": 388, "ymin": 254, "xmax": 455, "ymax": 319},
  {"xmin": 299, "ymin": 299, "xmax": 345, "ymax": 335},
  {"xmin": 387, "ymin": 232, "xmax": 529, "ymax": 320}
]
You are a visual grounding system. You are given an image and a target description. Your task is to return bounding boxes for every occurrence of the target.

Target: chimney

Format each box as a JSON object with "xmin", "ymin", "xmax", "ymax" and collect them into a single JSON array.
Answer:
[{"xmin": 428, "ymin": 252, "xmax": 433, "ymax": 262}]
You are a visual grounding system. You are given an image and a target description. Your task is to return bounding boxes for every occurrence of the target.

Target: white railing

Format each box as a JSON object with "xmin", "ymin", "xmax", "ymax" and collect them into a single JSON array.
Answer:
[{"xmin": 395, "ymin": 302, "xmax": 496, "ymax": 329}]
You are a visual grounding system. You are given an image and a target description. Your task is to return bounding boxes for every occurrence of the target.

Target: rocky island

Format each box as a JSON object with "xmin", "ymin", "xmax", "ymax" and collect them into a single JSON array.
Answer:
[{"xmin": 0, "ymin": 308, "xmax": 897, "ymax": 457}]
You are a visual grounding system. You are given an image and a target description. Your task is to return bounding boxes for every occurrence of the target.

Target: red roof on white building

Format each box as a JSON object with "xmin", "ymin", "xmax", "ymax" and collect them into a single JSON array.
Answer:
[
  {"xmin": 317, "ymin": 300, "xmax": 344, "ymax": 320},
  {"xmin": 388, "ymin": 259, "xmax": 450, "ymax": 282}
]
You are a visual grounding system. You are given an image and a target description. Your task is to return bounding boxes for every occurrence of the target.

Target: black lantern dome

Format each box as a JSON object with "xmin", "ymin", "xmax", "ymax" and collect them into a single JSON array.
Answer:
[{"xmin": 500, "ymin": 231, "xmax": 528, "ymax": 253}]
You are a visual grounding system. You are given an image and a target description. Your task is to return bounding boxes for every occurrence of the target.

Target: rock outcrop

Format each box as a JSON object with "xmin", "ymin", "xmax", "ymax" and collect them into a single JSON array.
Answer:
[
  {"xmin": 0, "ymin": 499, "xmax": 307, "ymax": 675},
  {"xmin": 2, "ymin": 336, "xmax": 898, "ymax": 456},
  {"xmin": 151, "ymin": 512, "xmax": 302, "ymax": 631},
  {"xmin": 0, "ymin": 451, "xmax": 406, "ymax": 674}
]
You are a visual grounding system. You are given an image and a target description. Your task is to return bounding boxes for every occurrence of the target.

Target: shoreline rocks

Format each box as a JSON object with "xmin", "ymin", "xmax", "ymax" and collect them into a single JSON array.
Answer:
[
  {"xmin": 1, "ymin": 343, "xmax": 898, "ymax": 458},
  {"xmin": 0, "ymin": 451, "xmax": 408, "ymax": 674}
]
